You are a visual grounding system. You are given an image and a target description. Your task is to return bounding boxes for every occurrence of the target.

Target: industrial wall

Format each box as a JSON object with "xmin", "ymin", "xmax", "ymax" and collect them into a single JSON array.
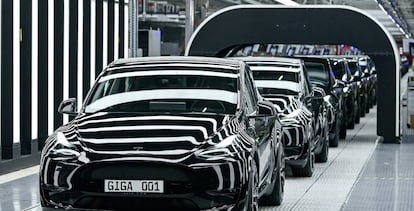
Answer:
[{"xmin": 0, "ymin": 0, "xmax": 130, "ymax": 161}]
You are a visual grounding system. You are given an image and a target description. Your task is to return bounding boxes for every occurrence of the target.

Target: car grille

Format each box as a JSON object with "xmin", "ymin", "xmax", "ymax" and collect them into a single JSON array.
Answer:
[{"xmin": 73, "ymin": 162, "xmax": 218, "ymax": 194}]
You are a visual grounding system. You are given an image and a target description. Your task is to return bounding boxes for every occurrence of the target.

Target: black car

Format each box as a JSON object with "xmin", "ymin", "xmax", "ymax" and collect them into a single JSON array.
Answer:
[
  {"xmin": 358, "ymin": 56, "xmax": 377, "ymax": 108},
  {"xmin": 329, "ymin": 58, "xmax": 359, "ymax": 129},
  {"xmin": 40, "ymin": 57, "xmax": 285, "ymax": 210},
  {"xmin": 296, "ymin": 56, "xmax": 345, "ymax": 146},
  {"xmin": 347, "ymin": 58, "xmax": 369, "ymax": 118},
  {"xmin": 236, "ymin": 57, "xmax": 330, "ymax": 177}
]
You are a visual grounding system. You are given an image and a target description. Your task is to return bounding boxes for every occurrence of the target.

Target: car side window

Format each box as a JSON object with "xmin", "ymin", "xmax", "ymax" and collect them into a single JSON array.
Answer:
[
  {"xmin": 243, "ymin": 71, "xmax": 257, "ymax": 115},
  {"xmin": 302, "ymin": 70, "xmax": 310, "ymax": 96}
]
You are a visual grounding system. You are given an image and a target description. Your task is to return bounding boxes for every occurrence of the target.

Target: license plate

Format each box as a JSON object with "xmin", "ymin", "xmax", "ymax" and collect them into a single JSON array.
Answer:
[{"xmin": 104, "ymin": 180, "xmax": 164, "ymax": 193}]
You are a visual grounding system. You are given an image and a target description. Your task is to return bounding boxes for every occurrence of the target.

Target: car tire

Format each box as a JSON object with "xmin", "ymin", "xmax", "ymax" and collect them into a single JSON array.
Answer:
[
  {"xmin": 330, "ymin": 118, "xmax": 340, "ymax": 147},
  {"xmin": 339, "ymin": 109, "xmax": 347, "ymax": 139},
  {"xmin": 244, "ymin": 159, "xmax": 259, "ymax": 211},
  {"xmin": 360, "ymin": 97, "xmax": 366, "ymax": 117},
  {"xmin": 316, "ymin": 124, "xmax": 329, "ymax": 163},
  {"xmin": 354, "ymin": 102, "xmax": 360, "ymax": 124},
  {"xmin": 291, "ymin": 141, "xmax": 314, "ymax": 177},
  {"xmin": 365, "ymin": 95, "xmax": 370, "ymax": 113},
  {"xmin": 260, "ymin": 149, "xmax": 284, "ymax": 206},
  {"xmin": 347, "ymin": 106, "xmax": 356, "ymax": 129}
]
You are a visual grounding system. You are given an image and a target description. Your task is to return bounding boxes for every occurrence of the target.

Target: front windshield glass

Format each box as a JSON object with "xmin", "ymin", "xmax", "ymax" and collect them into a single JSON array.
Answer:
[
  {"xmin": 85, "ymin": 68, "xmax": 238, "ymax": 114},
  {"xmin": 252, "ymin": 70, "xmax": 300, "ymax": 95},
  {"xmin": 348, "ymin": 61, "xmax": 359, "ymax": 75},
  {"xmin": 331, "ymin": 61, "xmax": 345, "ymax": 80},
  {"xmin": 304, "ymin": 62, "xmax": 329, "ymax": 85}
]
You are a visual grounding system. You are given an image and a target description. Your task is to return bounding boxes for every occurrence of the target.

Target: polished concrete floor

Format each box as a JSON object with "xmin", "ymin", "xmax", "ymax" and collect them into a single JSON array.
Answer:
[{"xmin": 1, "ymin": 73, "xmax": 414, "ymax": 210}]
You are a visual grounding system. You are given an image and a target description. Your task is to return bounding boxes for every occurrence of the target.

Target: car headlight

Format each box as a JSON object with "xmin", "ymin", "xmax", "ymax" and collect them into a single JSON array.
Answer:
[
  {"xmin": 49, "ymin": 132, "xmax": 80, "ymax": 159},
  {"xmin": 343, "ymin": 86, "xmax": 350, "ymax": 94},
  {"xmin": 195, "ymin": 135, "xmax": 239, "ymax": 160}
]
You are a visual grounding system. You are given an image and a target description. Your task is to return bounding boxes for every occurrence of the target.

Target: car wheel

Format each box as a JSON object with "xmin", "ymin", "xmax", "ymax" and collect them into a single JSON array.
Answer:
[
  {"xmin": 316, "ymin": 132, "xmax": 329, "ymax": 163},
  {"xmin": 339, "ymin": 109, "xmax": 347, "ymax": 139},
  {"xmin": 360, "ymin": 97, "xmax": 366, "ymax": 117},
  {"xmin": 354, "ymin": 101, "xmax": 360, "ymax": 124},
  {"xmin": 329, "ymin": 117, "xmax": 340, "ymax": 147},
  {"xmin": 347, "ymin": 105, "xmax": 356, "ymax": 129},
  {"xmin": 260, "ymin": 149, "xmax": 285, "ymax": 206},
  {"xmin": 244, "ymin": 159, "xmax": 259, "ymax": 211},
  {"xmin": 291, "ymin": 141, "xmax": 314, "ymax": 177},
  {"xmin": 365, "ymin": 95, "xmax": 370, "ymax": 113}
]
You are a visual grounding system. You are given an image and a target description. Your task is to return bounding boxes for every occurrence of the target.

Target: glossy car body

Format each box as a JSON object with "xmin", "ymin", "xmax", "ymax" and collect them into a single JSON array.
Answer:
[
  {"xmin": 328, "ymin": 58, "xmax": 359, "ymax": 129},
  {"xmin": 295, "ymin": 56, "xmax": 345, "ymax": 146},
  {"xmin": 346, "ymin": 58, "xmax": 370, "ymax": 118},
  {"xmin": 235, "ymin": 57, "xmax": 330, "ymax": 176},
  {"xmin": 40, "ymin": 57, "xmax": 285, "ymax": 210},
  {"xmin": 358, "ymin": 56, "xmax": 377, "ymax": 108}
]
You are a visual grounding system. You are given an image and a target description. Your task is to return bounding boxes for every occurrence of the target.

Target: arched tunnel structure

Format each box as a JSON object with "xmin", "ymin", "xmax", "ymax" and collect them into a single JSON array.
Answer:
[{"xmin": 185, "ymin": 5, "xmax": 401, "ymax": 143}]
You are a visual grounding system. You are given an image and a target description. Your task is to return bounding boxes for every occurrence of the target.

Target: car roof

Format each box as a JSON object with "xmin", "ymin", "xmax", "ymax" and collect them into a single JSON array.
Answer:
[
  {"xmin": 107, "ymin": 56, "xmax": 243, "ymax": 70},
  {"xmin": 233, "ymin": 56, "xmax": 302, "ymax": 73},
  {"xmin": 233, "ymin": 56, "xmax": 302, "ymax": 64}
]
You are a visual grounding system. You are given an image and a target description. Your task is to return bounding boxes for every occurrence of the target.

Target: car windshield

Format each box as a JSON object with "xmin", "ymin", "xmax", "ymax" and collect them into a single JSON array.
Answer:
[
  {"xmin": 252, "ymin": 70, "xmax": 300, "ymax": 95},
  {"xmin": 304, "ymin": 62, "xmax": 329, "ymax": 85},
  {"xmin": 84, "ymin": 68, "xmax": 238, "ymax": 114},
  {"xmin": 348, "ymin": 62, "xmax": 359, "ymax": 75},
  {"xmin": 252, "ymin": 70, "xmax": 298, "ymax": 82},
  {"xmin": 331, "ymin": 61, "xmax": 345, "ymax": 79}
]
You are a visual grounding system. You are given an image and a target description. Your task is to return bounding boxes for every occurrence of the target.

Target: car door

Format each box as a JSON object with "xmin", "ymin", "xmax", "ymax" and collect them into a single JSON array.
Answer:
[{"xmin": 243, "ymin": 68, "xmax": 274, "ymax": 183}]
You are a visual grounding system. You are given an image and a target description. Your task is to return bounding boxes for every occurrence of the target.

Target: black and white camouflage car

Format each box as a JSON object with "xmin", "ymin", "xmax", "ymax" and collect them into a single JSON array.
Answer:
[
  {"xmin": 40, "ymin": 56, "xmax": 285, "ymax": 210},
  {"xmin": 236, "ymin": 57, "xmax": 330, "ymax": 177}
]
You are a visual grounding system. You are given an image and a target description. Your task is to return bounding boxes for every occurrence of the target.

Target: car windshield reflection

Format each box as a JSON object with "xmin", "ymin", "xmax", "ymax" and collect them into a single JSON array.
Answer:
[{"xmin": 85, "ymin": 71, "xmax": 238, "ymax": 114}]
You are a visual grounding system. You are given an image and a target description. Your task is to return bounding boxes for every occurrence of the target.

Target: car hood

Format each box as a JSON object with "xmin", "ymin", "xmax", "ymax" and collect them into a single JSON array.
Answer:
[
  {"xmin": 68, "ymin": 112, "xmax": 237, "ymax": 159},
  {"xmin": 261, "ymin": 95, "xmax": 299, "ymax": 115}
]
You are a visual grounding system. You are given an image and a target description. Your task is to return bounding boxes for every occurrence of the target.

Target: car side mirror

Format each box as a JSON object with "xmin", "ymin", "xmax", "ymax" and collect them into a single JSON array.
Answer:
[
  {"xmin": 334, "ymin": 79, "xmax": 345, "ymax": 88},
  {"xmin": 257, "ymin": 101, "xmax": 274, "ymax": 116},
  {"xmin": 58, "ymin": 98, "xmax": 78, "ymax": 116},
  {"xmin": 312, "ymin": 86, "xmax": 325, "ymax": 97}
]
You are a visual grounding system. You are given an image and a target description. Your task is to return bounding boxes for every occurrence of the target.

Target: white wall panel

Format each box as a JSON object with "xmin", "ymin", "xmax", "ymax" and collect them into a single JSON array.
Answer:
[
  {"xmin": 114, "ymin": 2, "xmax": 119, "ymax": 60},
  {"xmin": 13, "ymin": 0, "xmax": 20, "ymax": 143},
  {"xmin": 48, "ymin": 0, "xmax": 54, "ymax": 134},
  {"xmin": 77, "ymin": 0, "xmax": 84, "ymax": 108},
  {"xmin": 90, "ymin": 0, "xmax": 96, "ymax": 87},
  {"xmin": 32, "ymin": 0, "xmax": 38, "ymax": 139},
  {"xmin": 124, "ymin": 1, "xmax": 129, "ymax": 58},
  {"xmin": 103, "ymin": 1, "xmax": 108, "ymax": 67},
  {"xmin": 63, "ymin": 0, "xmax": 70, "ymax": 124}
]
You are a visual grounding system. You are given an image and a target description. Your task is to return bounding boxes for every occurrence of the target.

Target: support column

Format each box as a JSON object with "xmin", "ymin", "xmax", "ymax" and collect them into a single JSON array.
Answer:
[
  {"xmin": 20, "ymin": 0, "xmax": 32, "ymax": 155},
  {"xmin": 54, "ymin": 0, "xmax": 64, "ymax": 129},
  {"xmin": 1, "ymin": 0, "xmax": 13, "ymax": 159},
  {"xmin": 83, "ymin": 0, "xmax": 91, "ymax": 98},
  {"xmin": 95, "ymin": 0, "xmax": 103, "ymax": 77},
  {"xmin": 38, "ymin": 0, "xmax": 48, "ymax": 149}
]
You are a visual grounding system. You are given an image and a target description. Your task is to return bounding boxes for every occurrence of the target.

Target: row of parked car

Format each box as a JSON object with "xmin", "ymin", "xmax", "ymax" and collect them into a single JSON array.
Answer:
[{"xmin": 39, "ymin": 54, "xmax": 377, "ymax": 210}]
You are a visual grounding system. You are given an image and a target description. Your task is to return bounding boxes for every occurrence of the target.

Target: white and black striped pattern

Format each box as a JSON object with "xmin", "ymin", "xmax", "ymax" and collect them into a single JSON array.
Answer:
[{"xmin": 0, "ymin": 0, "xmax": 130, "ymax": 160}]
